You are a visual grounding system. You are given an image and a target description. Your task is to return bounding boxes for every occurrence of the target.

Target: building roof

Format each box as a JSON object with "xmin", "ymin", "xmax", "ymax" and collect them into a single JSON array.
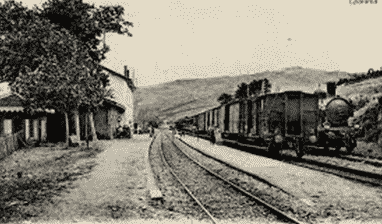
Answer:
[
  {"xmin": 0, "ymin": 93, "xmax": 24, "ymax": 107},
  {"xmin": 100, "ymin": 65, "xmax": 136, "ymax": 92},
  {"xmin": 104, "ymin": 98, "xmax": 126, "ymax": 113},
  {"xmin": 0, "ymin": 93, "xmax": 54, "ymax": 113}
]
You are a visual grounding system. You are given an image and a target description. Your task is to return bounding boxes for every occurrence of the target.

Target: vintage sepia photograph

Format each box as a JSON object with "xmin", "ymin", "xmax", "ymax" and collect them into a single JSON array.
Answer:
[{"xmin": 1, "ymin": 0, "xmax": 382, "ymax": 223}]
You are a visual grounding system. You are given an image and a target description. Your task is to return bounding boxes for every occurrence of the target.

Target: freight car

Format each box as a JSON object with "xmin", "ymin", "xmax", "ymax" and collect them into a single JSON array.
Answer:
[
  {"xmin": 183, "ymin": 90, "xmax": 359, "ymax": 158},
  {"xmin": 220, "ymin": 91, "xmax": 319, "ymax": 157}
]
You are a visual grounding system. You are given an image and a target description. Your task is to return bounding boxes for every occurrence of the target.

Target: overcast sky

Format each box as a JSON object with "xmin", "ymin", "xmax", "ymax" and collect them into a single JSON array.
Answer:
[{"xmin": 22, "ymin": 0, "xmax": 382, "ymax": 87}]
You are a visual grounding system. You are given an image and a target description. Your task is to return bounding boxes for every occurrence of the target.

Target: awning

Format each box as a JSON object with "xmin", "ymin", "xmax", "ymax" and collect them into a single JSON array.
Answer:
[
  {"xmin": 0, "ymin": 107, "xmax": 55, "ymax": 113},
  {"xmin": 0, "ymin": 106, "xmax": 24, "ymax": 112}
]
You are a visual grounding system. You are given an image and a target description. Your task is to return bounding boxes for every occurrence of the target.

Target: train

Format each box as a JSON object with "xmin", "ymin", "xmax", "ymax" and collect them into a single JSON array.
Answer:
[{"xmin": 177, "ymin": 83, "xmax": 360, "ymax": 158}]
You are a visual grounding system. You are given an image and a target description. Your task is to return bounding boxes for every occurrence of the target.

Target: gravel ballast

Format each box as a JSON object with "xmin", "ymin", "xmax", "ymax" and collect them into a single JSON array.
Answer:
[
  {"xmin": 176, "ymin": 134, "xmax": 382, "ymax": 224},
  {"xmin": 149, "ymin": 133, "xmax": 207, "ymax": 220},
  {"xmin": 160, "ymin": 132, "xmax": 291, "ymax": 223}
]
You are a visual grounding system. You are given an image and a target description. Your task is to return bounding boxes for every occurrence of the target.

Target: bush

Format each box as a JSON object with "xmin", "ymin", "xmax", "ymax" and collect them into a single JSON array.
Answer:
[
  {"xmin": 96, "ymin": 132, "xmax": 111, "ymax": 140},
  {"xmin": 350, "ymin": 95, "xmax": 370, "ymax": 111}
]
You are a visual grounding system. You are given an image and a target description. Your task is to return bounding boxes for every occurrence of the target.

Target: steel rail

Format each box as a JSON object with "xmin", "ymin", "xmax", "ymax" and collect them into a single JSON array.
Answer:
[
  {"xmin": 190, "ymin": 132, "xmax": 382, "ymax": 187},
  {"xmin": 165, "ymin": 133, "xmax": 305, "ymax": 224},
  {"xmin": 286, "ymin": 158, "xmax": 382, "ymax": 187},
  {"xmin": 337, "ymin": 155, "xmax": 382, "ymax": 167},
  {"xmin": 158, "ymin": 132, "xmax": 220, "ymax": 224}
]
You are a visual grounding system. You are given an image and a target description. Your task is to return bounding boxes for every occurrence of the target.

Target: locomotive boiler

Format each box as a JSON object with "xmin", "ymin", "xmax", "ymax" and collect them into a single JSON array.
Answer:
[{"xmin": 320, "ymin": 97, "xmax": 359, "ymax": 153}]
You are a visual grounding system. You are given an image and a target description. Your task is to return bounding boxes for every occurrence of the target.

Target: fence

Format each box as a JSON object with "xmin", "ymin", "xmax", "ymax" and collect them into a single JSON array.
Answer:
[{"xmin": 0, "ymin": 130, "xmax": 25, "ymax": 161}]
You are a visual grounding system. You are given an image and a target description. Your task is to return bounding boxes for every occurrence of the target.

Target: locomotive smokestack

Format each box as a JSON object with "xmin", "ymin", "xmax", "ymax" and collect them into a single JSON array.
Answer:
[{"xmin": 327, "ymin": 82, "xmax": 336, "ymax": 97}]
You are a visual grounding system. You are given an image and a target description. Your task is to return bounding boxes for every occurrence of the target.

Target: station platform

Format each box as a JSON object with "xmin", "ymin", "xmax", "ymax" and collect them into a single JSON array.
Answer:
[{"xmin": 174, "ymin": 135, "xmax": 381, "ymax": 208}]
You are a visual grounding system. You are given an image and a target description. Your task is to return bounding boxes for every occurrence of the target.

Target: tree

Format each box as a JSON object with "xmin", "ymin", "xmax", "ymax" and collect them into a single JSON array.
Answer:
[
  {"xmin": 235, "ymin": 83, "xmax": 249, "ymax": 99},
  {"xmin": 38, "ymin": 0, "xmax": 133, "ymax": 62},
  {"xmin": 12, "ymin": 51, "xmax": 112, "ymax": 145},
  {"xmin": 0, "ymin": 0, "xmax": 55, "ymax": 84},
  {"xmin": 37, "ymin": 0, "xmax": 133, "ymax": 141},
  {"xmin": 217, "ymin": 93, "xmax": 232, "ymax": 105},
  {"xmin": 248, "ymin": 79, "xmax": 262, "ymax": 96},
  {"xmin": 136, "ymin": 108, "xmax": 161, "ymax": 129},
  {"xmin": 261, "ymin": 78, "xmax": 272, "ymax": 94},
  {"xmin": 1, "ymin": 0, "xmax": 131, "ymax": 142},
  {"xmin": 0, "ymin": 2, "xmax": 112, "ymax": 144}
]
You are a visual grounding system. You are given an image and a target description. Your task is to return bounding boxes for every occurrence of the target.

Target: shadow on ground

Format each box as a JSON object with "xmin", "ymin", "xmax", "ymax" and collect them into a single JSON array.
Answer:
[{"xmin": 0, "ymin": 146, "xmax": 102, "ymax": 223}]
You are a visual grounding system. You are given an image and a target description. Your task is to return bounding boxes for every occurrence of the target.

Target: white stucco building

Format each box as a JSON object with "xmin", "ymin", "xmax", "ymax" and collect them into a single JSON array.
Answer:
[{"xmin": 100, "ymin": 65, "xmax": 135, "ymax": 127}]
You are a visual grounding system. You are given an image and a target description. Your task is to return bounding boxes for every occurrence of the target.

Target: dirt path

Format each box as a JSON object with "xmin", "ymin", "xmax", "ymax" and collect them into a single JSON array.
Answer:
[
  {"xmin": 40, "ymin": 135, "xmax": 189, "ymax": 223},
  {"xmin": 1, "ymin": 135, "xmax": 194, "ymax": 224}
]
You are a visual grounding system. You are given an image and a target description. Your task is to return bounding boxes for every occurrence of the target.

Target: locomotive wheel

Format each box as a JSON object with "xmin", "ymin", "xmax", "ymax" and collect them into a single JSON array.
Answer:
[
  {"xmin": 295, "ymin": 139, "xmax": 304, "ymax": 158},
  {"xmin": 323, "ymin": 142, "xmax": 329, "ymax": 151},
  {"xmin": 345, "ymin": 138, "xmax": 357, "ymax": 154},
  {"xmin": 346, "ymin": 146, "xmax": 355, "ymax": 154},
  {"xmin": 268, "ymin": 141, "xmax": 281, "ymax": 157}
]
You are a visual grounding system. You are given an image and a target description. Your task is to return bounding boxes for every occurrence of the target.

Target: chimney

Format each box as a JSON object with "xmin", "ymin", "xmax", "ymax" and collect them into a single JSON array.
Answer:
[
  {"xmin": 327, "ymin": 82, "xmax": 336, "ymax": 97},
  {"xmin": 124, "ymin": 65, "xmax": 129, "ymax": 79}
]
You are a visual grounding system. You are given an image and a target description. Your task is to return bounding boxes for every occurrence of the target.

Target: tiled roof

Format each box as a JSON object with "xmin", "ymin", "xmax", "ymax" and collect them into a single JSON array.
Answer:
[
  {"xmin": 0, "ymin": 93, "xmax": 23, "ymax": 107},
  {"xmin": 0, "ymin": 93, "xmax": 55, "ymax": 113}
]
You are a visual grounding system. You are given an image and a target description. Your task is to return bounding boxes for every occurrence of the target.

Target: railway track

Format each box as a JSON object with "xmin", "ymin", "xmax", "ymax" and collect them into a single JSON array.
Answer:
[
  {"xmin": 199, "ymin": 132, "xmax": 382, "ymax": 167},
  {"xmin": 187, "ymin": 133, "xmax": 382, "ymax": 187},
  {"xmin": 283, "ymin": 157, "xmax": 382, "ymax": 187},
  {"xmin": 337, "ymin": 154, "xmax": 382, "ymax": 167},
  {"xmin": 159, "ymin": 132, "xmax": 304, "ymax": 224}
]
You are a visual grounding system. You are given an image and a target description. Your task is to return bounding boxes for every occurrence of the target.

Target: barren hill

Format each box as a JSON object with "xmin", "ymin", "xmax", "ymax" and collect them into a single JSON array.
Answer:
[{"xmin": 135, "ymin": 66, "xmax": 355, "ymax": 124}]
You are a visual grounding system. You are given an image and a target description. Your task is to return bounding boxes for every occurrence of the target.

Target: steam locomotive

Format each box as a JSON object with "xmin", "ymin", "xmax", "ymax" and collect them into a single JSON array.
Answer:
[{"xmin": 178, "ymin": 83, "xmax": 360, "ymax": 158}]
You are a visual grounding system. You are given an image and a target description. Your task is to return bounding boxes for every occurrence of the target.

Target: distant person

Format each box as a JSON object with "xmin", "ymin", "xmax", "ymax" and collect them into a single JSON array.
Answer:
[
  {"xmin": 178, "ymin": 128, "xmax": 183, "ymax": 138},
  {"xmin": 192, "ymin": 126, "xmax": 199, "ymax": 141},
  {"xmin": 214, "ymin": 126, "xmax": 222, "ymax": 144},
  {"xmin": 149, "ymin": 126, "xmax": 155, "ymax": 137},
  {"xmin": 210, "ymin": 126, "xmax": 216, "ymax": 145},
  {"xmin": 172, "ymin": 128, "xmax": 177, "ymax": 140}
]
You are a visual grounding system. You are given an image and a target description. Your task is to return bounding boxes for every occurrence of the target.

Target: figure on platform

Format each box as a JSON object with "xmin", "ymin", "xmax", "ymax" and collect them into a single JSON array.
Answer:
[
  {"xmin": 214, "ymin": 126, "xmax": 222, "ymax": 145},
  {"xmin": 210, "ymin": 126, "xmax": 216, "ymax": 145},
  {"xmin": 149, "ymin": 126, "xmax": 155, "ymax": 138},
  {"xmin": 193, "ymin": 126, "xmax": 199, "ymax": 141},
  {"xmin": 171, "ymin": 127, "xmax": 177, "ymax": 140}
]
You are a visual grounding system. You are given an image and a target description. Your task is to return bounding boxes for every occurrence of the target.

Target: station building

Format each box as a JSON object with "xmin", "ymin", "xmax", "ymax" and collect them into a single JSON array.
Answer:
[{"xmin": 0, "ymin": 65, "xmax": 136, "ymax": 142}]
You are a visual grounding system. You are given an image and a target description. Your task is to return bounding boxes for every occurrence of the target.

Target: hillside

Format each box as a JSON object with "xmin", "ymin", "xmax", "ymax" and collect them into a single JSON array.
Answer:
[{"xmin": 134, "ymin": 66, "xmax": 353, "ymax": 124}]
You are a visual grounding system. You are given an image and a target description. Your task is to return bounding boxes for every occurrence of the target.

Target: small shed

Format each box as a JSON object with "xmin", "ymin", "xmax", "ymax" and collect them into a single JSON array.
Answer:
[{"xmin": 0, "ymin": 93, "xmax": 54, "ymax": 141}]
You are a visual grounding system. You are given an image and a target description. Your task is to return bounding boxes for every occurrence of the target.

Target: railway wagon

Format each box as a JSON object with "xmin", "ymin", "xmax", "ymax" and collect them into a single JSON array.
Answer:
[
  {"xmin": 226, "ymin": 101, "xmax": 240, "ymax": 135},
  {"xmin": 219, "ymin": 104, "xmax": 225, "ymax": 131},
  {"xmin": 205, "ymin": 111, "xmax": 209, "ymax": 131},
  {"xmin": 212, "ymin": 106, "xmax": 220, "ymax": 128},
  {"xmin": 251, "ymin": 91, "xmax": 320, "ymax": 157},
  {"xmin": 219, "ymin": 91, "xmax": 319, "ymax": 157},
  {"xmin": 196, "ymin": 112, "xmax": 206, "ymax": 133}
]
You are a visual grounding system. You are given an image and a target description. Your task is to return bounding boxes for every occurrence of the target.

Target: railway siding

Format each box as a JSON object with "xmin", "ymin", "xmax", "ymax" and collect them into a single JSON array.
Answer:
[
  {"xmin": 178, "ymin": 135, "xmax": 382, "ymax": 222},
  {"xmin": 160, "ymin": 132, "xmax": 291, "ymax": 223}
]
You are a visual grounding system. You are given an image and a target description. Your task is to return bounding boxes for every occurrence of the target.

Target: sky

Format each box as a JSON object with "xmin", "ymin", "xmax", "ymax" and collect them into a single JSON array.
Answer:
[{"xmin": 21, "ymin": 0, "xmax": 382, "ymax": 87}]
